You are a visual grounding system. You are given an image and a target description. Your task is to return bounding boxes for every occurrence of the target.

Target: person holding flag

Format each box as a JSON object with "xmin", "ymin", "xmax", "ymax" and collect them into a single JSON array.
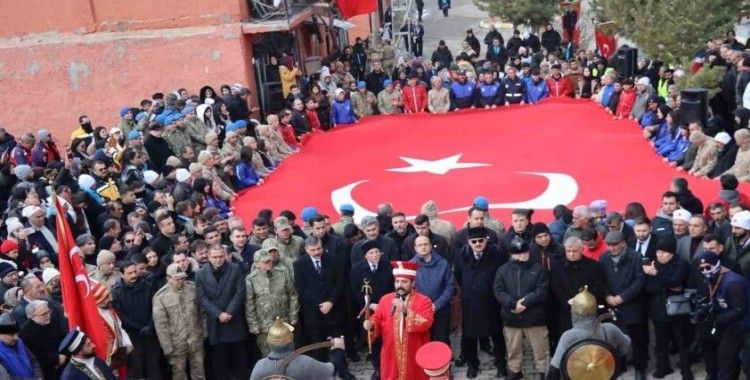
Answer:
[
  {"xmin": 363, "ymin": 261, "xmax": 434, "ymax": 380},
  {"xmin": 52, "ymin": 194, "xmax": 109, "ymax": 365}
]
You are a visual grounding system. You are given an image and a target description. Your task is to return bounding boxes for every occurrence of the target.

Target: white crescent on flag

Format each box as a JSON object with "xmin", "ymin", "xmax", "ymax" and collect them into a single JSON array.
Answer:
[{"xmin": 331, "ymin": 172, "xmax": 579, "ymax": 223}]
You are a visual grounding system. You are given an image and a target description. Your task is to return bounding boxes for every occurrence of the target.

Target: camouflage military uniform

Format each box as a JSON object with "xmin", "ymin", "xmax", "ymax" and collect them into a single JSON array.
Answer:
[
  {"xmin": 245, "ymin": 266, "xmax": 299, "ymax": 355},
  {"xmin": 164, "ymin": 125, "xmax": 192, "ymax": 158},
  {"xmin": 267, "ymin": 236, "xmax": 304, "ymax": 262},
  {"xmin": 332, "ymin": 216, "xmax": 356, "ymax": 236},
  {"xmin": 117, "ymin": 118, "xmax": 137, "ymax": 137},
  {"xmin": 377, "ymin": 89, "xmax": 403, "ymax": 114},
  {"xmin": 483, "ymin": 216, "xmax": 505, "ymax": 234},
  {"xmin": 152, "ymin": 282, "xmax": 206, "ymax": 380},
  {"xmin": 350, "ymin": 91, "xmax": 377, "ymax": 117},
  {"xmin": 184, "ymin": 118, "xmax": 209, "ymax": 152}
]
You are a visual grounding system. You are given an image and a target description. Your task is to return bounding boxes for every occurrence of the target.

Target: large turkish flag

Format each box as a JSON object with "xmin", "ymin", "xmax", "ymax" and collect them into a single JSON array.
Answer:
[
  {"xmin": 234, "ymin": 98, "xmax": 746, "ymax": 226},
  {"xmin": 336, "ymin": 0, "xmax": 377, "ymax": 20}
]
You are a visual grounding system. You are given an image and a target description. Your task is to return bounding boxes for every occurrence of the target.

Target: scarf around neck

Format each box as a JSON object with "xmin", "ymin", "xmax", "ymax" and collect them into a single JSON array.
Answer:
[{"xmin": 0, "ymin": 339, "xmax": 34, "ymax": 377}]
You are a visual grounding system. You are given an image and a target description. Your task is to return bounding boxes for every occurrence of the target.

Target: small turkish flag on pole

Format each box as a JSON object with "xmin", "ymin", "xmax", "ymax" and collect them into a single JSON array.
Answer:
[
  {"xmin": 336, "ymin": 0, "xmax": 377, "ymax": 19},
  {"xmin": 595, "ymin": 26, "xmax": 617, "ymax": 59},
  {"xmin": 53, "ymin": 194, "xmax": 108, "ymax": 359}
]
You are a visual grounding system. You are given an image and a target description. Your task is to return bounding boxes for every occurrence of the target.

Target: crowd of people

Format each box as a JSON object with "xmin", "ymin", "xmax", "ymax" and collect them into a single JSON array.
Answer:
[{"xmin": 1, "ymin": 13, "xmax": 750, "ymax": 380}]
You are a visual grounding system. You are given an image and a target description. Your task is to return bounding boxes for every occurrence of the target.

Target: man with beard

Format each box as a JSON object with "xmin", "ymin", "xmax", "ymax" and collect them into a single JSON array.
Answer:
[
  {"xmin": 385, "ymin": 212, "xmax": 416, "ymax": 260},
  {"xmin": 363, "ymin": 261, "xmax": 434, "ymax": 380},
  {"xmin": 20, "ymin": 300, "xmax": 66, "ymax": 379},
  {"xmin": 530, "ymin": 222, "xmax": 564, "ymax": 272},
  {"xmin": 70, "ymin": 115, "xmax": 95, "ymax": 143},
  {"xmin": 454, "ymin": 227, "xmax": 509, "ymax": 378},
  {"xmin": 42, "ymin": 267, "xmax": 62, "ymax": 304},
  {"xmin": 726, "ymin": 210, "xmax": 750, "ymax": 276},
  {"xmin": 707, "ymin": 203, "xmax": 732, "ymax": 242},
  {"xmin": 59, "ymin": 329, "xmax": 117, "ymax": 380}
]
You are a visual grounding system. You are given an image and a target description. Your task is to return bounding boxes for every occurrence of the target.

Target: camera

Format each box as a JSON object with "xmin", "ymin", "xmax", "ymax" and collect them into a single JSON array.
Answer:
[{"xmin": 689, "ymin": 295, "xmax": 715, "ymax": 325}]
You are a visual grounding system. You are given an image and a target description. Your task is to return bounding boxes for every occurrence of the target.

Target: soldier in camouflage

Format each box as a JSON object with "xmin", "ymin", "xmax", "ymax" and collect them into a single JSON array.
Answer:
[
  {"xmin": 152, "ymin": 263, "xmax": 206, "ymax": 380},
  {"xmin": 267, "ymin": 217, "xmax": 304, "ymax": 262},
  {"xmin": 245, "ymin": 248, "xmax": 299, "ymax": 356}
]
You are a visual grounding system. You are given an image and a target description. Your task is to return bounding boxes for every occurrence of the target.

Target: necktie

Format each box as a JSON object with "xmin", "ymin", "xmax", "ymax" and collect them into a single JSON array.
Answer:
[
  {"xmin": 636, "ymin": 241, "xmax": 642, "ymax": 255},
  {"xmin": 314, "ymin": 260, "xmax": 321, "ymax": 274},
  {"xmin": 371, "ymin": 264, "xmax": 377, "ymax": 273},
  {"xmin": 475, "ymin": 253, "xmax": 482, "ymax": 261}
]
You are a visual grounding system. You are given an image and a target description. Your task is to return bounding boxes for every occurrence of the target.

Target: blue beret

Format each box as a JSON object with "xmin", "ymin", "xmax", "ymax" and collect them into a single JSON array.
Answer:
[
  {"xmin": 301, "ymin": 207, "xmax": 319, "ymax": 222},
  {"xmin": 473, "ymin": 196, "xmax": 489, "ymax": 211}
]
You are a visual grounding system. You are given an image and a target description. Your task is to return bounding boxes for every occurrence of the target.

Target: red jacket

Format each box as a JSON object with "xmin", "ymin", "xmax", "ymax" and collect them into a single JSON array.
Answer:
[
  {"xmin": 616, "ymin": 88, "xmax": 637, "ymax": 118},
  {"xmin": 279, "ymin": 123, "xmax": 299, "ymax": 147},
  {"xmin": 545, "ymin": 75, "xmax": 573, "ymax": 97},
  {"xmin": 402, "ymin": 85, "xmax": 427, "ymax": 113},
  {"xmin": 304, "ymin": 109, "xmax": 322, "ymax": 132},
  {"xmin": 582, "ymin": 236, "xmax": 608, "ymax": 261}
]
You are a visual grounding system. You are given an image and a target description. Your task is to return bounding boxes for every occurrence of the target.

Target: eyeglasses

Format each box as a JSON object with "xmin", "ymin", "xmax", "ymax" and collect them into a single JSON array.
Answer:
[{"xmin": 469, "ymin": 239, "xmax": 485, "ymax": 244}]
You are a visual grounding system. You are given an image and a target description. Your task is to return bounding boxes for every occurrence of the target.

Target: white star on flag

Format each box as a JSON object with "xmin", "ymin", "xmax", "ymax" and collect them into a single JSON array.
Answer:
[{"xmin": 386, "ymin": 154, "xmax": 491, "ymax": 175}]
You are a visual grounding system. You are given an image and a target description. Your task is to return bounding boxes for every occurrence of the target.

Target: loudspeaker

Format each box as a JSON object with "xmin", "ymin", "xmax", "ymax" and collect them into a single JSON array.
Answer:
[
  {"xmin": 680, "ymin": 88, "xmax": 708, "ymax": 128},
  {"xmin": 613, "ymin": 46, "xmax": 638, "ymax": 78}
]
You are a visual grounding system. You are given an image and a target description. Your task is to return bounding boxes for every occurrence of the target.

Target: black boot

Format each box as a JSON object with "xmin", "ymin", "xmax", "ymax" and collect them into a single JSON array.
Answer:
[
  {"xmin": 506, "ymin": 370, "xmax": 523, "ymax": 380},
  {"xmin": 496, "ymin": 360, "xmax": 507, "ymax": 378},
  {"xmin": 466, "ymin": 366, "xmax": 479, "ymax": 378}
]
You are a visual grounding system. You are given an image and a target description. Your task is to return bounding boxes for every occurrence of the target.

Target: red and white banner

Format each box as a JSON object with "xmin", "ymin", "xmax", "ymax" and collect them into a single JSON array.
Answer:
[
  {"xmin": 54, "ymin": 197, "xmax": 108, "ymax": 359},
  {"xmin": 336, "ymin": 0, "xmax": 377, "ymax": 20},
  {"xmin": 595, "ymin": 28, "xmax": 617, "ymax": 59}
]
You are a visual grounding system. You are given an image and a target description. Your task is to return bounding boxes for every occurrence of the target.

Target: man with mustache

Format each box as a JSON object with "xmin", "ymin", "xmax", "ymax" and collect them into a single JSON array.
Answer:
[{"xmin": 364, "ymin": 261, "xmax": 434, "ymax": 380}]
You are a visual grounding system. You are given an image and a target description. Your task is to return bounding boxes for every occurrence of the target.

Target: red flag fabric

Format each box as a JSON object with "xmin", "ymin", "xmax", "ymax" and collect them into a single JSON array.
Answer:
[
  {"xmin": 53, "ymin": 197, "xmax": 108, "ymax": 359},
  {"xmin": 336, "ymin": 0, "xmax": 377, "ymax": 19},
  {"xmin": 595, "ymin": 28, "xmax": 617, "ymax": 59}
]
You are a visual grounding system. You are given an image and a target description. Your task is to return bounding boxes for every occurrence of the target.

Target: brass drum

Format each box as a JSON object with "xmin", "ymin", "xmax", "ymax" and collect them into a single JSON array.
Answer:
[{"xmin": 561, "ymin": 339, "xmax": 618, "ymax": 380}]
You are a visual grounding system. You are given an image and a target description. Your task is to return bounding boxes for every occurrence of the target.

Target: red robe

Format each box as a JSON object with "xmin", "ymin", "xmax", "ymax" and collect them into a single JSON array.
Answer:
[{"xmin": 370, "ymin": 291, "xmax": 434, "ymax": 380}]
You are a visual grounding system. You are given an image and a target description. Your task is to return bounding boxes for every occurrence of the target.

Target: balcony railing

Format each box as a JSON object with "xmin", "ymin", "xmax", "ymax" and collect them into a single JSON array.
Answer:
[{"xmin": 247, "ymin": 0, "xmax": 315, "ymax": 23}]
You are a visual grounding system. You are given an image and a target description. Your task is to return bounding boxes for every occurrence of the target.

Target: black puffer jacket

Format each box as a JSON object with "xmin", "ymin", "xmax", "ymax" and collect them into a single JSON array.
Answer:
[{"xmin": 493, "ymin": 259, "xmax": 549, "ymax": 327}]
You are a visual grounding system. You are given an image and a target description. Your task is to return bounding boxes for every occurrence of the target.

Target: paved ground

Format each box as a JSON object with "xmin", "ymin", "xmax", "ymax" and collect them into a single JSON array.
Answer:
[{"xmin": 349, "ymin": 1, "xmax": 711, "ymax": 378}]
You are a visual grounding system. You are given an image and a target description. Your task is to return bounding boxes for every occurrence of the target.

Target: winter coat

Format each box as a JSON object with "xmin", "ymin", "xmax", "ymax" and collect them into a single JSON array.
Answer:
[
  {"xmin": 290, "ymin": 110, "xmax": 311, "ymax": 136},
  {"xmin": 599, "ymin": 248, "xmax": 646, "ymax": 324},
  {"xmin": 245, "ymin": 265, "xmax": 299, "ymax": 332},
  {"xmin": 111, "ymin": 277, "xmax": 157, "ymax": 337},
  {"xmin": 616, "ymin": 88, "xmax": 636, "ymax": 118},
  {"xmin": 454, "ymin": 242, "xmax": 509, "ymax": 337},
  {"xmin": 474, "ymin": 81, "xmax": 501, "ymax": 107},
  {"xmin": 431, "ymin": 47, "xmax": 453, "ymax": 70},
  {"xmin": 541, "ymin": 29, "xmax": 562, "ymax": 53},
  {"xmin": 546, "ymin": 75, "xmax": 573, "ymax": 97},
  {"xmin": 293, "ymin": 254, "xmax": 346, "ymax": 327},
  {"xmin": 500, "ymin": 76, "xmax": 526, "ymax": 104},
  {"xmin": 235, "ymin": 161, "xmax": 261, "ymax": 189},
  {"xmin": 550, "ymin": 257, "xmax": 606, "ymax": 329},
  {"xmin": 280, "ymin": 66, "xmax": 302, "ymax": 97},
  {"xmin": 152, "ymin": 282, "xmax": 205, "ymax": 355},
  {"xmin": 643, "ymin": 256, "xmax": 689, "ymax": 322},
  {"xmin": 411, "ymin": 253, "xmax": 454, "ymax": 311},
  {"xmin": 402, "ymin": 85, "xmax": 428, "ymax": 113},
  {"xmin": 485, "ymin": 45, "xmax": 508, "ymax": 68},
  {"xmin": 494, "ymin": 259, "xmax": 549, "ymax": 327},
  {"xmin": 450, "ymin": 80, "xmax": 476, "ymax": 109},
  {"xmin": 195, "ymin": 262, "xmax": 249, "ymax": 345},
  {"xmin": 331, "ymin": 99, "xmax": 357, "ymax": 125},
  {"xmin": 143, "ymin": 134, "xmax": 173, "ymax": 173},
  {"xmin": 666, "ymin": 135, "xmax": 690, "ymax": 163},
  {"xmin": 525, "ymin": 77, "xmax": 549, "ymax": 104},
  {"xmin": 709, "ymin": 141, "xmax": 738, "ymax": 178},
  {"xmin": 350, "ymin": 235, "xmax": 399, "ymax": 269},
  {"xmin": 428, "ymin": 88, "xmax": 451, "ymax": 113},
  {"xmin": 350, "ymin": 258, "xmax": 394, "ymax": 311}
]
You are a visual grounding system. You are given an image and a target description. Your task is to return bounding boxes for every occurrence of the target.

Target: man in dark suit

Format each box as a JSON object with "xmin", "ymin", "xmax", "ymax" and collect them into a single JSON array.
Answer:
[
  {"xmin": 349, "ymin": 216, "xmax": 398, "ymax": 269},
  {"xmin": 295, "ymin": 236, "xmax": 349, "ymax": 362},
  {"xmin": 454, "ymin": 227, "xmax": 509, "ymax": 378},
  {"xmin": 195, "ymin": 244, "xmax": 250, "ymax": 380},
  {"xmin": 349, "ymin": 240, "xmax": 394, "ymax": 378},
  {"xmin": 628, "ymin": 216, "xmax": 659, "ymax": 261},
  {"xmin": 604, "ymin": 212, "xmax": 635, "ymax": 243}
]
